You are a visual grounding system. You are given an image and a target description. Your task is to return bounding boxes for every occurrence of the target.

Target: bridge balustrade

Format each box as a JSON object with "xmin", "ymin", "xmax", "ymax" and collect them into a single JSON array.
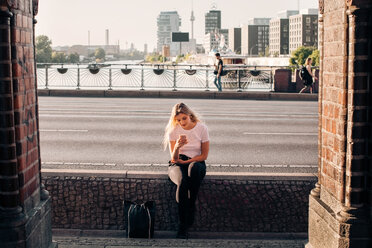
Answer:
[{"xmin": 36, "ymin": 63, "xmax": 282, "ymax": 91}]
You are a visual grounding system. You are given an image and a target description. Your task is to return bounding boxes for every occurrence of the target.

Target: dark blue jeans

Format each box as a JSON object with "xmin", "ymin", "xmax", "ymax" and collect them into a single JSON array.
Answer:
[
  {"xmin": 169, "ymin": 154, "xmax": 206, "ymax": 227},
  {"xmin": 213, "ymin": 76, "xmax": 222, "ymax": 91}
]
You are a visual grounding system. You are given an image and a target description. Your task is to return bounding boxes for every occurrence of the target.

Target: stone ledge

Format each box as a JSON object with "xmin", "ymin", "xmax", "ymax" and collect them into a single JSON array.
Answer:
[{"xmin": 41, "ymin": 169, "xmax": 317, "ymax": 181}]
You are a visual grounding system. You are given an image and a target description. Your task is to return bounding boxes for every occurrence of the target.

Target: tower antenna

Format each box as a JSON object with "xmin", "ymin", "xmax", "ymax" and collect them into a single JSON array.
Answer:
[{"xmin": 190, "ymin": 0, "xmax": 195, "ymax": 39}]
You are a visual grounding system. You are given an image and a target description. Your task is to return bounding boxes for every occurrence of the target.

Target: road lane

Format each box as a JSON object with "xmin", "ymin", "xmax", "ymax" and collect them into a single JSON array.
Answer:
[{"xmin": 39, "ymin": 97, "xmax": 318, "ymax": 172}]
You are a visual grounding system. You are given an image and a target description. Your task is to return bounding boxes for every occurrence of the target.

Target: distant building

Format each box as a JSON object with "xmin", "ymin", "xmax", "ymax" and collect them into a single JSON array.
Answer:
[
  {"xmin": 270, "ymin": 10, "xmax": 299, "ymax": 56},
  {"xmin": 144, "ymin": 44, "xmax": 148, "ymax": 54},
  {"xmin": 67, "ymin": 45, "xmax": 120, "ymax": 56},
  {"xmin": 289, "ymin": 9, "xmax": 318, "ymax": 54},
  {"xmin": 203, "ymin": 30, "xmax": 228, "ymax": 54},
  {"xmin": 220, "ymin": 29, "xmax": 229, "ymax": 47},
  {"xmin": 241, "ymin": 24, "xmax": 269, "ymax": 56},
  {"xmin": 157, "ymin": 11, "xmax": 181, "ymax": 56},
  {"xmin": 203, "ymin": 33, "xmax": 216, "ymax": 54},
  {"xmin": 248, "ymin": 18, "xmax": 271, "ymax": 25},
  {"xmin": 228, "ymin": 27, "xmax": 241, "ymax": 54},
  {"xmin": 205, "ymin": 10, "xmax": 221, "ymax": 34},
  {"xmin": 196, "ymin": 44, "xmax": 205, "ymax": 54},
  {"xmin": 105, "ymin": 29, "xmax": 109, "ymax": 46},
  {"xmin": 178, "ymin": 39, "xmax": 197, "ymax": 54},
  {"xmin": 277, "ymin": 10, "xmax": 299, "ymax": 19},
  {"xmin": 162, "ymin": 45, "xmax": 170, "ymax": 58},
  {"xmin": 270, "ymin": 19, "xmax": 290, "ymax": 55}
]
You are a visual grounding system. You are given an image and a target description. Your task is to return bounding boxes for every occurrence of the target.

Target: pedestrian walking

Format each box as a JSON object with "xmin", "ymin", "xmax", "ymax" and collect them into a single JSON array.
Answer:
[
  {"xmin": 299, "ymin": 57, "xmax": 318, "ymax": 94},
  {"xmin": 213, "ymin": 53, "xmax": 223, "ymax": 92},
  {"xmin": 163, "ymin": 102, "xmax": 209, "ymax": 239}
]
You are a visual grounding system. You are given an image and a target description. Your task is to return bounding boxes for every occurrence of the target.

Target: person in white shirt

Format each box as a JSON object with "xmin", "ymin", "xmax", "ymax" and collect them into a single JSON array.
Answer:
[{"xmin": 163, "ymin": 102, "xmax": 210, "ymax": 239}]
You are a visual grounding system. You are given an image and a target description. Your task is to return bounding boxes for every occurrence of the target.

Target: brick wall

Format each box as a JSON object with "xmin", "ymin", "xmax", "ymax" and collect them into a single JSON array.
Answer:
[
  {"xmin": 0, "ymin": 1, "xmax": 53, "ymax": 247},
  {"xmin": 0, "ymin": 0, "xmax": 41, "ymax": 213},
  {"xmin": 307, "ymin": 1, "xmax": 372, "ymax": 247},
  {"xmin": 42, "ymin": 171, "xmax": 316, "ymax": 232},
  {"xmin": 273, "ymin": 69, "xmax": 292, "ymax": 92},
  {"xmin": 318, "ymin": 0, "xmax": 349, "ymax": 212},
  {"xmin": 317, "ymin": 0, "xmax": 371, "ymax": 213}
]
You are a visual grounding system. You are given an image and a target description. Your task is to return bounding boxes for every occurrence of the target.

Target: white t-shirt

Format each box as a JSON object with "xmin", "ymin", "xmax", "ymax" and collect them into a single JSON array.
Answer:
[{"xmin": 169, "ymin": 122, "xmax": 209, "ymax": 158}]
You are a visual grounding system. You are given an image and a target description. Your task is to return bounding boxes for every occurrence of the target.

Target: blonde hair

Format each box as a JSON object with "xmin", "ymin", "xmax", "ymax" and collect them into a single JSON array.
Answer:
[{"xmin": 162, "ymin": 102, "xmax": 201, "ymax": 150}]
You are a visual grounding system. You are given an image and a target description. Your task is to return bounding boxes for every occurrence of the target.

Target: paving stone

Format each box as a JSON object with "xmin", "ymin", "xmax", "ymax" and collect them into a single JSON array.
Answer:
[{"xmin": 54, "ymin": 236, "xmax": 306, "ymax": 248}]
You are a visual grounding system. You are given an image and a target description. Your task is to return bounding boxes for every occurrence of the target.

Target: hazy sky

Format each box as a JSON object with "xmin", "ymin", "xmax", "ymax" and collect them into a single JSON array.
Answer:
[{"xmin": 36, "ymin": 0, "xmax": 318, "ymax": 51}]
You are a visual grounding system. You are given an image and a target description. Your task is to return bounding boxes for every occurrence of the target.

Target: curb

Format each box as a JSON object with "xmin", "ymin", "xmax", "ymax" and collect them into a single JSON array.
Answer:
[
  {"xmin": 38, "ymin": 89, "xmax": 318, "ymax": 101},
  {"xmin": 41, "ymin": 168, "xmax": 317, "ymax": 181}
]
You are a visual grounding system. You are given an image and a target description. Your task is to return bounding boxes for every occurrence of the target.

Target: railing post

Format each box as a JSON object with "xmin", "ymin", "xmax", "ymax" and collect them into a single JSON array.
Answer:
[
  {"xmin": 108, "ymin": 67, "xmax": 112, "ymax": 90},
  {"xmin": 237, "ymin": 69, "xmax": 242, "ymax": 92},
  {"xmin": 205, "ymin": 67, "xmax": 210, "ymax": 91},
  {"xmin": 173, "ymin": 67, "xmax": 177, "ymax": 91},
  {"xmin": 45, "ymin": 65, "xmax": 48, "ymax": 89},
  {"xmin": 140, "ymin": 65, "xmax": 144, "ymax": 90},
  {"xmin": 77, "ymin": 64, "xmax": 80, "ymax": 90}
]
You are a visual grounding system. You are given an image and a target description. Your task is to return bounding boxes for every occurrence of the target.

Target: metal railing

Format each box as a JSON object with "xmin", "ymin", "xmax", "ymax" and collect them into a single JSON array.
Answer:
[{"xmin": 36, "ymin": 63, "xmax": 283, "ymax": 91}]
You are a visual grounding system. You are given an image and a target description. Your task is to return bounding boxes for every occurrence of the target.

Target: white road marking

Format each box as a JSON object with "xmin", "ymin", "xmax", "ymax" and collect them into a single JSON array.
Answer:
[
  {"xmin": 262, "ymin": 164, "xmax": 287, "ymax": 168},
  {"xmin": 40, "ymin": 129, "xmax": 88, "ymax": 132},
  {"xmin": 243, "ymin": 132, "xmax": 317, "ymax": 136},
  {"xmin": 289, "ymin": 165, "xmax": 318, "ymax": 168}
]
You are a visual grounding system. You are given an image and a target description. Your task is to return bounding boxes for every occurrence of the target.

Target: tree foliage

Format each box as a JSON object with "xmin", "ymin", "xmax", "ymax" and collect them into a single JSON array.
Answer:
[
  {"xmin": 289, "ymin": 46, "xmax": 319, "ymax": 67},
  {"xmin": 145, "ymin": 53, "xmax": 164, "ymax": 62},
  {"xmin": 95, "ymin": 48, "xmax": 106, "ymax": 60},
  {"xmin": 309, "ymin": 49, "xmax": 320, "ymax": 66},
  {"xmin": 36, "ymin": 35, "xmax": 52, "ymax": 63},
  {"xmin": 51, "ymin": 52, "xmax": 66, "ymax": 63}
]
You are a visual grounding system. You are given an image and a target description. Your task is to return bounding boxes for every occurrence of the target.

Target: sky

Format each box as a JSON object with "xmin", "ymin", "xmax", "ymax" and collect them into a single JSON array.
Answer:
[{"xmin": 36, "ymin": 0, "xmax": 318, "ymax": 52}]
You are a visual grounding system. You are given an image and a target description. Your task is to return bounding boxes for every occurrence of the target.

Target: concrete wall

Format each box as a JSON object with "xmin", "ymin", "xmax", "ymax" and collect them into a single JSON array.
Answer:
[{"xmin": 42, "ymin": 170, "xmax": 316, "ymax": 232}]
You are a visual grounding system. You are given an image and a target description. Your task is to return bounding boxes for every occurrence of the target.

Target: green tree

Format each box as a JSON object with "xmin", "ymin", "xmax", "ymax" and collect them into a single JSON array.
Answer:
[
  {"xmin": 36, "ymin": 35, "xmax": 52, "ymax": 63},
  {"xmin": 289, "ymin": 46, "xmax": 318, "ymax": 67},
  {"xmin": 51, "ymin": 52, "xmax": 67, "ymax": 63},
  {"xmin": 145, "ymin": 53, "xmax": 163, "ymax": 63},
  {"xmin": 95, "ymin": 48, "xmax": 106, "ymax": 60},
  {"xmin": 309, "ymin": 49, "xmax": 320, "ymax": 66},
  {"xmin": 68, "ymin": 53, "xmax": 80, "ymax": 63}
]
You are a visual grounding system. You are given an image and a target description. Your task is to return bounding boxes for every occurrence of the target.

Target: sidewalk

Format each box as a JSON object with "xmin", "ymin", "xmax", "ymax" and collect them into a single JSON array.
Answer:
[
  {"xmin": 53, "ymin": 229, "xmax": 307, "ymax": 248},
  {"xmin": 37, "ymin": 89, "xmax": 318, "ymax": 101}
]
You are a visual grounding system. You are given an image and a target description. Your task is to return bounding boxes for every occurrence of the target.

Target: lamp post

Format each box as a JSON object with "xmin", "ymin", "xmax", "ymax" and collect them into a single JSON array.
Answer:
[{"xmin": 250, "ymin": 44, "xmax": 258, "ymax": 56}]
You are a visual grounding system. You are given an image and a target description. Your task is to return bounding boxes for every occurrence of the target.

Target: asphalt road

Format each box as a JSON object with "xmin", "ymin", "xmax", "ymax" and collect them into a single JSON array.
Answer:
[{"xmin": 38, "ymin": 96, "xmax": 318, "ymax": 173}]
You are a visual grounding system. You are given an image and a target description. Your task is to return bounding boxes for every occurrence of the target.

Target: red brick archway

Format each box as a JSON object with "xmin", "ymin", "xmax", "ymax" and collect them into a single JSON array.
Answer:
[
  {"xmin": 0, "ymin": 0, "xmax": 371, "ymax": 247},
  {"xmin": 307, "ymin": 0, "xmax": 371, "ymax": 247}
]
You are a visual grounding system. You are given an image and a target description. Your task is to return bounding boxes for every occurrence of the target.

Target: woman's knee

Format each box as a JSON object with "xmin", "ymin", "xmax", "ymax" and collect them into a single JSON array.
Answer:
[
  {"xmin": 188, "ymin": 162, "xmax": 206, "ymax": 178},
  {"xmin": 168, "ymin": 167, "xmax": 182, "ymax": 185}
]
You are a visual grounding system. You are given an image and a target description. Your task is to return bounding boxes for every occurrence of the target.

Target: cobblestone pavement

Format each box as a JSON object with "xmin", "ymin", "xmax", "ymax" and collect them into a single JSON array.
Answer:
[{"xmin": 54, "ymin": 236, "xmax": 306, "ymax": 248}]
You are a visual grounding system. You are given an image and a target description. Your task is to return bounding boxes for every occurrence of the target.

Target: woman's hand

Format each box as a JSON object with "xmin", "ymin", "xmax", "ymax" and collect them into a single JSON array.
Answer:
[
  {"xmin": 177, "ymin": 159, "xmax": 192, "ymax": 164},
  {"xmin": 171, "ymin": 159, "xmax": 192, "ymax": 164},
  {"xmin": 175, "ymin": 136, "xmax": 188, "ymax": 149}
]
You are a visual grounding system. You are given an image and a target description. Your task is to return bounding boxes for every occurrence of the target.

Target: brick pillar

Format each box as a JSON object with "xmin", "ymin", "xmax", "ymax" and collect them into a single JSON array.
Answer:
[
  {"xmin": 273, "ymin": 69, "xmax": 292, "ymax": 92},
  {"xmin": 306, "ymin": 0, "xmax": 372, "ymax": 247},
  {"xmin": 0, "ymin": 1, "xmax": 54, "ymax": 247}
]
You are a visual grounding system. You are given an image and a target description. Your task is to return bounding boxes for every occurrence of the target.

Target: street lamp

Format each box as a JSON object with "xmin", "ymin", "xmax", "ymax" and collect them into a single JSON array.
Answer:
[{"xmin": 250, "ymin": 44, "xmax": 258, "ymax": 56}]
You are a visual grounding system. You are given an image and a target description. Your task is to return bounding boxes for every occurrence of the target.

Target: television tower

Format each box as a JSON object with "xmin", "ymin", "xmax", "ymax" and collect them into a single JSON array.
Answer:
[{"xmin": 190, "ymin": 0, "xmax": 195, "ymax": 39}]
